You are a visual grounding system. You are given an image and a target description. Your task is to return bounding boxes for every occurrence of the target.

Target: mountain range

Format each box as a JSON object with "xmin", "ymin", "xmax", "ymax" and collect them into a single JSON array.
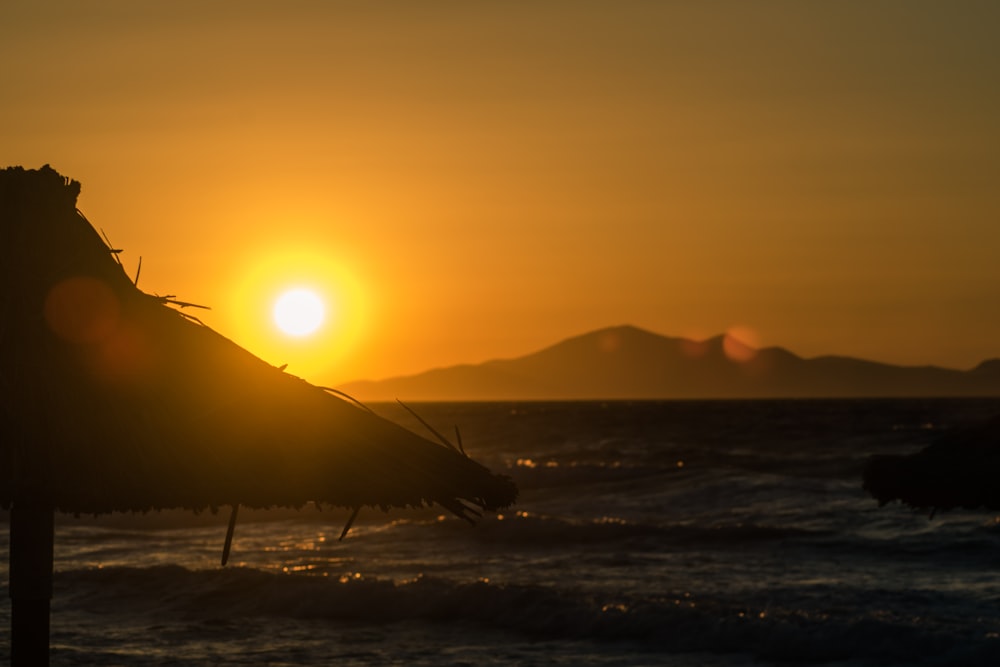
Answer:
[{"xmin": 337, "ymin": 325, "xmax": 1000, "ymax": 401}]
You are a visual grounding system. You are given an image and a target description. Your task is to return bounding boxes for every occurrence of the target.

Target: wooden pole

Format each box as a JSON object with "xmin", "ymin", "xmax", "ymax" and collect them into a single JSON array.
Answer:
[{"xmin": 9, "ymin": 504, "xmax": 54, "ymax": 667}]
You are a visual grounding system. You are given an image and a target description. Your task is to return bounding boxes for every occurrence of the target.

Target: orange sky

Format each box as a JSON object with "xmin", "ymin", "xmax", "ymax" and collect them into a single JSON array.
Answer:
[{"xmin": 4, "ymin": 1, "xmax": 999, "ymax": 385}]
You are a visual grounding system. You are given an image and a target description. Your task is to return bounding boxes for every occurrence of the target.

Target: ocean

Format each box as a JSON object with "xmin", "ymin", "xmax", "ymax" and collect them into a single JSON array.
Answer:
[{"xmin": 3, "ymin": 398, "xmax": 1000, "ymax": 666}]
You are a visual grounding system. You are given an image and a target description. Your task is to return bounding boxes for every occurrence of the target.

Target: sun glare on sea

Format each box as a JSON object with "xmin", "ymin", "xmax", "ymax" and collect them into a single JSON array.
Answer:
[{"xmin": 273, "ymin": 287, "xmax": 326, "ymax": 337}]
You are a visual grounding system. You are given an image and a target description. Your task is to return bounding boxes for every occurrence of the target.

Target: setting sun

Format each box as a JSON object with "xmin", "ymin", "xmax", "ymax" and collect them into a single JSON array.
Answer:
[
  {"xmin": 222, "ymin": 244, "xmax": 370, "ymax": 381},
  {"xmin": 273, "ymin": 288, "xmax": 326, "ymax": 337}
]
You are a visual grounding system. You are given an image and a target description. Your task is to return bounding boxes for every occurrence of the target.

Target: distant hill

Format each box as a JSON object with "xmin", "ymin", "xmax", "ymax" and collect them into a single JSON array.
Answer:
[{"xmin": 337, "ymin": 325, "xmax": 1000, "ymax": 401}]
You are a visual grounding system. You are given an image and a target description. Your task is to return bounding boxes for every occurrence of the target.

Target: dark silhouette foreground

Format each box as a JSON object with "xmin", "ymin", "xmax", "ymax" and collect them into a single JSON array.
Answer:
[
  {"xmin": 864, "ymin": 415, "xmax": 1000, "ymax": 511},
  {"xmin": 0, "ymin": 165, "xmax": 516, "ymax": 665}
]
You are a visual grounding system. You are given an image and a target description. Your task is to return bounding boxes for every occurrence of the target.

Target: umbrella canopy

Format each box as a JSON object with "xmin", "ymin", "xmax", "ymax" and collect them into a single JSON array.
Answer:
[
  {"xmin": 863, "ymin": 415, "xmax": 1000, "ymax": 512},
  {"xmin": 0, "ymin": 164, "xmax": 517, "ymax": 517},
  {"xmin": 1, "ymin": 164, "xmax": 517, "ymax": 665}
]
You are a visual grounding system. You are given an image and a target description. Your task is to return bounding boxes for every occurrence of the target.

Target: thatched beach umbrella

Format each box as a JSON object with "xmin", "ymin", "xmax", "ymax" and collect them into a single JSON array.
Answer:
[
  {"xmin": 1, "ymin": 165, "xmax": 517, "ymax": 665},
  {"xmin": 863, "ymin": 415, "xmax": 1000, "ymax": 512}
]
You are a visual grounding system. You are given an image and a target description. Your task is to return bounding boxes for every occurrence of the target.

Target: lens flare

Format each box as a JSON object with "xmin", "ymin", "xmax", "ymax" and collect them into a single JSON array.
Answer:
[
  {"xmin": 44, "ymin": 276, "xmax": 120, "ymax": 344},
  {"xmin": 723, "ymin": 325, "xmax": 759, "ymax": 363}
]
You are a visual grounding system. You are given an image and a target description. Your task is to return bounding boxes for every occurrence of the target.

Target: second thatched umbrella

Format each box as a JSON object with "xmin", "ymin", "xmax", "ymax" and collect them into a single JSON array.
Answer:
[
  {"xmin": 863, "ymin": 415, "xmax": 1000, "ymax": 512},
  {"xmin": 1, "ymin": 165, "xmax": 517, "ymax": 665}
]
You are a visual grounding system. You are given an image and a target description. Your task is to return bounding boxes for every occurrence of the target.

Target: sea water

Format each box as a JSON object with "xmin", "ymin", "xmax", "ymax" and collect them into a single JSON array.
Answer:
[{"xmin": 3, "ymin": 398, "xmax": 1000, "ymax": 666}]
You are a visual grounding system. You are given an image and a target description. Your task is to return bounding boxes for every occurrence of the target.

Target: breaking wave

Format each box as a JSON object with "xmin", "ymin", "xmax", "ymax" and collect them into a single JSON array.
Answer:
[{"xmin": 48, "ymin": 565, "xmax": 1000, "ymax": 666}]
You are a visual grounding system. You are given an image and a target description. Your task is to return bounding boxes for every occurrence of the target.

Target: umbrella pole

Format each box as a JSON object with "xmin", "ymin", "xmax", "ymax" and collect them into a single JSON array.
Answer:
[{"xmin": 9, "ymin": 504, "xmax": 54, "ymax": 667}]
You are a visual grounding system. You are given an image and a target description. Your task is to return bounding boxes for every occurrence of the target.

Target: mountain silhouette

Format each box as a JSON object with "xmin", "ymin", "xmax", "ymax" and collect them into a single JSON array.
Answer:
[{"xmin": 337, "ymin": 325, "xmax": 1000, "ymax": 401}]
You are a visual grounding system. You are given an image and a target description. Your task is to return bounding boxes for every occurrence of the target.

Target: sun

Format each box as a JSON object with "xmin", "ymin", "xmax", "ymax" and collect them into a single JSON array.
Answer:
[
  {"xmin": 226, "ymin": 245, "xmax": 369, "ymax": 379},
  {"xmin": 273, "ymin": 288, "xmax": 326, "ymax": 337}
]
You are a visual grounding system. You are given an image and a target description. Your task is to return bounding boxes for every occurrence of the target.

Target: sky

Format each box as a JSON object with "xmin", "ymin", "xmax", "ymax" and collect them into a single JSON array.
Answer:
[{"xmin": 3, "ymin": 1, "xmax": 999, "ymax": 385}]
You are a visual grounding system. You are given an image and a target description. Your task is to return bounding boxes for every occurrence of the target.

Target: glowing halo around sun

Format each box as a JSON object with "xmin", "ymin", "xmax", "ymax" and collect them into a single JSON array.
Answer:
[
  {"xmin": 273, "ymin": 287, "xmax": 326, "ymax": 337},
  {"xmin": 225, "ymin": 245, "xmax": 370, "ymax": 380}
]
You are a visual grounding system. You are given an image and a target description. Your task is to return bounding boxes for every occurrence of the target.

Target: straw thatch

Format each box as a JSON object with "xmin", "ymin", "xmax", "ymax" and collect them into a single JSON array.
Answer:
[
  {"xmin": 863, "ymin": 415, "xmax": 1000, "ymax": 512},
  {"xmin": 0, "ymin": 165, "xmax": 517, "ymax": 518}
]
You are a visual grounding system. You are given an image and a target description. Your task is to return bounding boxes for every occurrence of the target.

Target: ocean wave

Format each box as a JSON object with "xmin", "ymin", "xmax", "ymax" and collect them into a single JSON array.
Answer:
[
  {"xmin": 434, "ymin": 512, "xmax": 831, "ymax": 548},
  {"xmin": 47, "ymin": 565, "xmax": 1000, "ymax": 666}
]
